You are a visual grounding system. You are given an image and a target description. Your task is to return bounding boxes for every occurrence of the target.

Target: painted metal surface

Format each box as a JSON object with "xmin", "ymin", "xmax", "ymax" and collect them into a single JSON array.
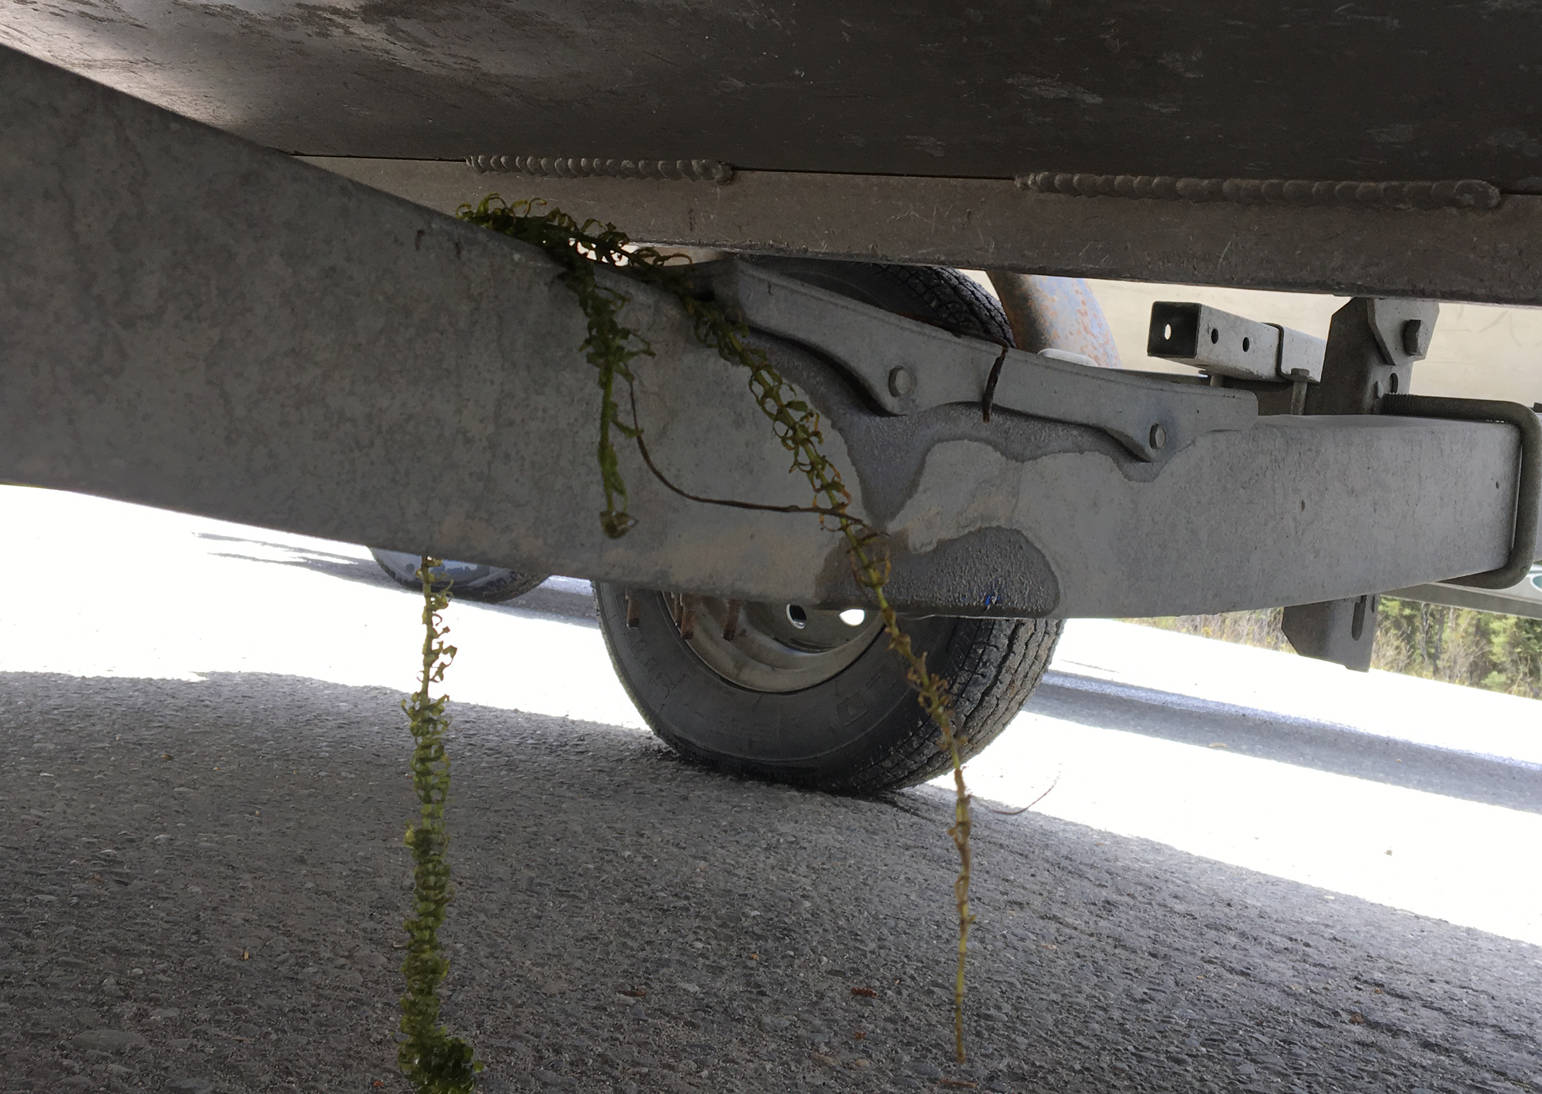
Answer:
[
  {"xmin": 470, "ymin": 154, "xmax": 736, "ymax": 184},
  {"xmin": 986, "ymin": 273, "xmax": 1124, "ymax": 371},
  {"xmin": 306, "ymin": 158, "xmax": 1542, "ymax": 305},
  {"xmin": 1018, "ymin": 173, "xmax": 1506, "ymax": 210},
  {"xmin": 5, "ymin": 1, "xmax": 1542, "ymax": 188},
  {"xmin": 8, "ymin": 5, "xmax": 1542, "ymax": 302}
]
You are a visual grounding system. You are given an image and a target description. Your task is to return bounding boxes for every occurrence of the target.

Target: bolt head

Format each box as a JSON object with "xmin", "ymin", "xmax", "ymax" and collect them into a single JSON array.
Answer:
[
  {"xmin": 1400, "ymin": 318, "xmax": 1431, "ymax": 358},
  {"xmin": 887, "ymin": 367, "xmax": 915, "ymax": 398},
  {"xmin": 1148, "ymin": 423, "xmax": 1167, "ymax": 451}
]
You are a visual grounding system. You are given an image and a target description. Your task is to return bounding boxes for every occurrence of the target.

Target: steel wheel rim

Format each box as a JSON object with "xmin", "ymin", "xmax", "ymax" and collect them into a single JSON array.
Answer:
[{"xmin": 668, "ymin": 594, "xmax": 885, "ymax": 693}]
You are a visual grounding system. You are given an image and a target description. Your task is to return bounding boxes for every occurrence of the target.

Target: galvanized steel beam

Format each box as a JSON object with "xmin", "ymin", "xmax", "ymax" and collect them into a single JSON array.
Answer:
[
  {"xmin": 3, "ymin": 47, "xmax": 1539, "ymax": 619},
  {"xmin": 1394, "ymin": 578, "xmax": 1542, "ymax": 623}
]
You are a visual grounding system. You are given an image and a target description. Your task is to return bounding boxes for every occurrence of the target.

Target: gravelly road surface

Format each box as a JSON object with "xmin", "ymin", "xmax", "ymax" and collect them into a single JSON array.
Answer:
[{"xmin": 2, "ymin": 488, "xmax": 1540, "ymax": 1093}]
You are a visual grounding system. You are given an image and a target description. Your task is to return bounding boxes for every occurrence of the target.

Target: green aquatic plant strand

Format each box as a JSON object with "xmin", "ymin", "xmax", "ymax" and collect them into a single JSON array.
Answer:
[
  {"xmin": 459, "ymin": 196, "xmax": 979, "ymax": 1063},
  {"xmin": 398, "ymin": 556, "xmax": 480, "ymax": 1093},
  {"xmin": 457, "ymin": 199, "xmax": 682, "ymax": 539},
  {"xmin": 670, "ymin": 288, "xmax": 977, "ymax": 1065}
]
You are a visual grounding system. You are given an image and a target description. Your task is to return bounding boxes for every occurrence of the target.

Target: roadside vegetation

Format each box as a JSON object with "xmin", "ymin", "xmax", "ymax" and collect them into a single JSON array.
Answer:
[{"xmin": 1144, "ymin": 600, "xmax": 1542, "ymax": 697}]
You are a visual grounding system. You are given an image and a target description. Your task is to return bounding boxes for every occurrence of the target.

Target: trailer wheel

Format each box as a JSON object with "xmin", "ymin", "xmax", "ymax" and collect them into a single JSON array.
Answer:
[
  {"xmin": 593, "ymin": 261, "xmax": 1073, "ymax": 791},
  {"xmin": 368, "ymin": 548, "xmax": 548, "ymax": 603},
  {"xmin": 595, "ymin": 585, "xmax": 1059, "ymax": 791}
]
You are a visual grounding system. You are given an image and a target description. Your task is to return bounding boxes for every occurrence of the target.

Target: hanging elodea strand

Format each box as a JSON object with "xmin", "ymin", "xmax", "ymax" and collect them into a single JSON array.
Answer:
[
  {"xmin": 458, "ymin": 196, "xmax": 979, "ymax": 1063},
  {"xmin": 398, "ymin": 556, "xmax": 481, "ymax": 1093}
]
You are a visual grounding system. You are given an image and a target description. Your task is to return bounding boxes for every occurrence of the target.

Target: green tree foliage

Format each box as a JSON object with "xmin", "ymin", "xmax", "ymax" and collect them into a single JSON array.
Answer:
[
  {"xmin": 1154, "ymin": 599, "xmax": 1542, "ymax": 698},
  {"xmin": 1484, "ymin": 614, "xmax": 1542, "ymax": 697}
]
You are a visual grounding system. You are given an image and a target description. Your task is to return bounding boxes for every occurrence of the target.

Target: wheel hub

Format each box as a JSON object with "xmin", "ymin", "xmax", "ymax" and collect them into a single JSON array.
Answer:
[{"xmin": 669, "ymin": 594, "xmax": 884, "ymax": 693}]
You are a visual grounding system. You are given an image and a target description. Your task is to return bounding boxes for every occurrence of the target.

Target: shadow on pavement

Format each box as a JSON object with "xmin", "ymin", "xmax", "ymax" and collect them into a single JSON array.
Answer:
[
  {"xmin": 190, "ymin": 529, "xmax": 1542, "ymax": 816},
  {"xmin": 194, "ymin": 532, "xmax": 599, "ymax": 625},
  {"xmin": 1034, "ymin": 670, "xmax": 1542, "ymax": 816},
  {"xmin": 190, "ymin": 527, "xmax": 1542, "ymax": 815},
  {"xmin": 1, "ymin": 669, "xmax": 1537, "ymax": 1093}
]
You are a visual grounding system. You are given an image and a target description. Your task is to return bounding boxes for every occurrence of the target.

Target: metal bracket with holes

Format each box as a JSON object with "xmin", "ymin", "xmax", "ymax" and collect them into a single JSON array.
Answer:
[
  {"xmin": 1146, "ymin": 302, "xmax": 1326, "ymax": 384},
  {"xmin": 709, "ymin": 263, "xmax": 1257, "ymax": 462}
]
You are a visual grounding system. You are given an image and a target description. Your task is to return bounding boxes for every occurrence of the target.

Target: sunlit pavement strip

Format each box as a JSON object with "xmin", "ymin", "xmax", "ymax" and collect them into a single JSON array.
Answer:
[
  {"xmin": 966, "ymin": 619, "xmax": 1542, "ymax": 950},
  {"xmin": 5, "ymin": 484, "xmax": 1540, "ymax": 950},
  {"xmin": 0, "ymin": 486, "xmax": 640, "ymax": 724}
]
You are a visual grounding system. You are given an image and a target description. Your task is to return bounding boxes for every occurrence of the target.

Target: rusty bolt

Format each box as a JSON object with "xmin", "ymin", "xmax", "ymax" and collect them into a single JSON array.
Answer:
[{"xmin": 721, "ymin": 599, "xmax": 742, "ymax": 642}]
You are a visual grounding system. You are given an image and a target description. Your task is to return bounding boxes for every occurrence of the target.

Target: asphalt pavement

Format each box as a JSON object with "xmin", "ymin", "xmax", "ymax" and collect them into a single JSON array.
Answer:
[{"xmin": 1, "ymin": 487, "xmax": 1539, "ymax": 1093}]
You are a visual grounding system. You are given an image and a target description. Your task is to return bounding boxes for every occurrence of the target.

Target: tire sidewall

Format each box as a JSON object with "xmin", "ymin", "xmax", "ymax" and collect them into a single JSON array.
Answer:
[
  {"xmin": 595, "ymin": 260, "xmax": 1068, "ymax": 790},
  {"xmin": 368, "ymin": 548, "xmax": 547, "ymax": 603},
  {"xmin": 596, "ymin": 584, "xmax": 960, "ymax": 787}
]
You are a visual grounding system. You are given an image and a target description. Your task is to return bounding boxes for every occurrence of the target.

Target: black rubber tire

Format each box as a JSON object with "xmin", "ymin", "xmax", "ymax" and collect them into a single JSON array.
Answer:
[
  {"xmin": 593, "ymin": 261, "xmax": 1064, "ymax": 793},
  {"xmin": 368, "ymin": 548, "xmax": 549, "ymax": 604}
]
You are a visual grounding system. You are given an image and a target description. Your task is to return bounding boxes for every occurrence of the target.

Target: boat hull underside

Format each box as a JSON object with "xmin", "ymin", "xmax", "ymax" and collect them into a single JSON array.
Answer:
[{"xmin": 4, "ymin": 1, "xmax": 1542, "ymax": 189}]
